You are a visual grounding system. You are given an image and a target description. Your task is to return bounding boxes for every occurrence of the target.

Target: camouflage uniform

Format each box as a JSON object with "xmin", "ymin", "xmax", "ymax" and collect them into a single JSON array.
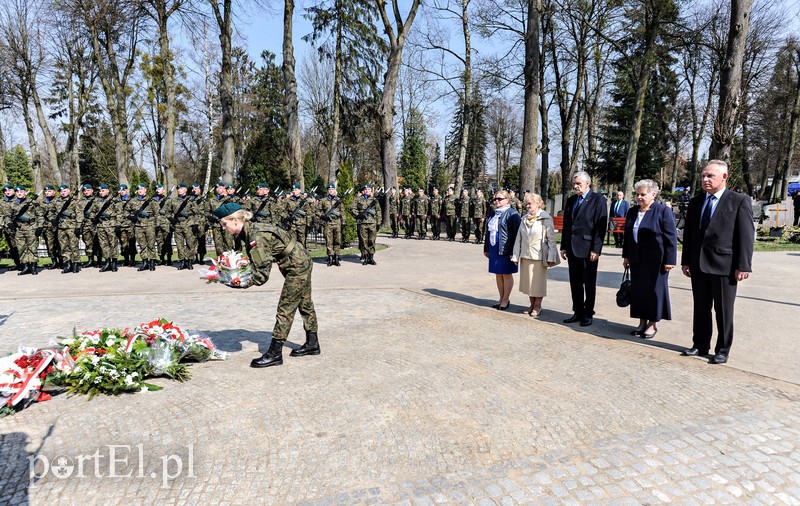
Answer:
[
  {"xmin": 471, "ymin": 193, "xmax": 487, "ymax": 244},
  {"xmin": 190, "ymin": 187, "xmax": 207, "ymax": 263},
  {"xmin": 79, "ymin": 189, "xmax": 99, "ymax": 266},
  {"xmin": 88, "ymin": 189, "xmax": 120, "ymax": 271},
  {"xmin": 207, "ymin": 192, "xmax": 235, "ymax": 256},
  {"xmin": 2, "ymin": 188, "xmax": 21, "ymax": 269},
  {"xmin": 247, "ymin": 195, "xmax": 276, "ymax": 225},
  {"xmin": 54, "ymin": 192, "xmax": 84, "ymax": 271},
  {"xmin": 387, "ymin": 190, "xmax": 399, "ymax": 238},
  {"xmin": 412, "ymin": 191, "xmax": 429, "ymax": 239},
  {"xmin": 129, "ymin": 192, "xmax": 160, "ymax": 270},
  {"xmin": 458, "ymin": 192, "xmax": 472, "ymax": 242},
  {"xmin": 40, "ymin": 190, "xmax": 60, "ymax": 267},
  {"xmin": 400, "ymin": 190, "xmax": 414, "ymax": 238},
  {"xmin": 318, "ymin": 192, "xmax": 344, "ymax": 264},
  {"xmin": 117, "ymin": 191, "xmax": 137, "ymax": 266},
  {"xmin": 163, "ymin": 190, "xmax": 198, "ymax": 269},
  {"xmin": 429, "ymin": 192, "xmax": 442, "ymax": 240},
  {"xmin": 154, "ymin": 189, "xmax": 174, "ymax": 265},
  {"xmin": 8, "ymin": 190, "xmax": 42, "ymax": 274},
  {"xmin": 444, "ymin": 190, "xmax": 458, "ymax": 241},
  {"xmin": 350, "ymin": 189, "xmax": 381, "ymax": 265}
]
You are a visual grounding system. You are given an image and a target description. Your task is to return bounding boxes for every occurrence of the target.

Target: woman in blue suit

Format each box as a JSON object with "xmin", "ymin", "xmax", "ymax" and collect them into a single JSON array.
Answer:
[{"xmin": 622, "ymin": 180, "xmax": 678, "ymax": 338}]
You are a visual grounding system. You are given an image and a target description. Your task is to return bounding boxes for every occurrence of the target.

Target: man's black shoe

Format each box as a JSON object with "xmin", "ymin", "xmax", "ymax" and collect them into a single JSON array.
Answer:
[
  {"xmin": 580, "ymin": 317, "xmax": 593, "ymax": 326},
  {"xmin": 681, "ymin": 348, "xmax": 708, "ymax": 357},
  {"xmin": 709, "ymin": 354, "xmax": 728, "ymax": 364},
  {"xmin": 563, "ymin": 314, "xmax": 582, "ymax": 323}
]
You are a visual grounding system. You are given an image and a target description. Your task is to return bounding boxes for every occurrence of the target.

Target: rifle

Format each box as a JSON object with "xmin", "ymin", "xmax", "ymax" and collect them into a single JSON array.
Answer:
[
  {"xmin": 127, "ymin": 195, "xmax": 157, "ymax": 223},
  {"xmin": 319, "ymin": 188, "xmax": 352, "ymax": 223},
  {"xmin": 355, "ymin": 192, "xmax": 382, "ymax": 221},
  {"xmin": 56, "ymin": 195, "xmax": 75, "ymax": 225},
  {"xmin": 251, "ymin": 195, "xmax": 272, "ymax": 222},
  {"xmin": 282, "ymin": 194, "xmax": 309, "ymax": 229},
  {"xmin": 91, "ymin": 196, "xmax": 116, "ymax": 225}
]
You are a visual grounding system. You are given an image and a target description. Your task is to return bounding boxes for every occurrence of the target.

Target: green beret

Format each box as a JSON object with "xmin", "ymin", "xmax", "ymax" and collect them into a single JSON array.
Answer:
[
  {"xmin": 136, "ymin": 183, "xmax": 147, "ymax": 189},
  {"xmin": 177, "ymin": 182, "xmax": 188, "ymax": 188},
  {"xmin": 3, "ymin": 184, "xmax": 13, "ymax": 190},
  {"xmin": 98, "ymin": 184, "xmax": 109, "ymax": 190},
  {"xmin": 192, "ymin": 183, "xmax": 201, "ymax": 188},
  {"xmin": 15, "ymin": 185, "xmax": 26, "ymax": 191},
  {"xmin": 155, "ymin": 183, "xmax": 164, "ymax": 188},
  {"xmin": 292, "ymin": 183, "xmax": 301, "ymax": 189},
  {"xmin": 225, "ymin": 184, "xmax": 235, "ymax": 189},
  {"xmin": 257, "ymin": 183, "xmax": 269, "ymax": 189},
  {"xmin": 327, "ymin": 183, "xmax": 336, "ymax": 189},
  {"xmin": 212, "ymin": 202, "xmax": 243, "ymax": 219},
  {"xmin": 118, "ymin": 184, "xmax": 128, "ymax": 191},
  {"xmin": 58, "ymin": 184, "xmax": 68, "ymax": 190},
  {"xmin": 45, "ymin": 184, "xmax": 56, "ymax": 190},
  {"xmin": 361, "ymin": 183, "xmax": 372, "ymax": 191},
  {"xmin": 82, "ymin": 184, "xmax": 93, "ymax": 190},
  {"xmin": 215, "ymin": 181, "xmax": 225, "ymax": 187}
]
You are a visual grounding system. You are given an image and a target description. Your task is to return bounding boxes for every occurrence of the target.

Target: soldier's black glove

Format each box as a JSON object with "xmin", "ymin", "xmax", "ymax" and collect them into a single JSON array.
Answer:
[
  {"xmin": 115, "ymin": 226, "xmax": 121, "ymax": 234},
  {"xmin": 191, "ymin": 225, "xmax": 200, "ymax": 234},
  {"xmin": 35, "ymin": 227, "xmax": 42, "ymax": 237},
  {"xmin": 75, "ymin": 227, "xmax": 82, "ymax": 236}
]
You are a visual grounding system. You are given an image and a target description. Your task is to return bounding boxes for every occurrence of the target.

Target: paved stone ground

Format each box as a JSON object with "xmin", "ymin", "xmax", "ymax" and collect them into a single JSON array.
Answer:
[{"xmin": 1, "ymin": 235, "xmax": 799, "ymax": 504}]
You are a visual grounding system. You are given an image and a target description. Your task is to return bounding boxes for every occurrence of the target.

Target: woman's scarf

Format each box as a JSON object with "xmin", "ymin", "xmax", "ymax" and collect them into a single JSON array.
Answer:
[{"xmin": 488, "ymin": 205, "xmax": 510, "ymax": 246}]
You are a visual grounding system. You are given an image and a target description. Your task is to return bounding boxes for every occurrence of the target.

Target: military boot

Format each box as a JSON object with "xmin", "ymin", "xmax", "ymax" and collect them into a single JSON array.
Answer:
[
  {"xmin": 60, "ymin": 261, "xmax": 72, "ymax": 273},
  {"xmin": 250, "ymin": 339, "xmax": 283, "ymax": 368},
  {"xmin": 73, "ymin": 262, "xmax": 81, "ymax": 273},
  {"xmin": 186, "ymin": 259, "xmax": 193, "ymax": 270},
  {"xmin": 149, "ymin": 259, "xmax": 156, "ymax": 271},
  {"xmin": 100, "ymin": 259, "xmax": 112, "ymax": 272},
  {"xmin": 368, "ymin": 253, "xmax": 377, "ymax": 265},
  {"xmin": 18, "ymin": 263, "xmax": 30, "ymax": 275},
  {"xmin": 30, "ymin": 263, "xmax": 39, "ymax": 275},
  {"xmin": 326, "ymin": 255, "xmax": 333, "ymax": 266},
  {"xmin": 334, "ymin": 255, "xmax": 341, "ymax": 266},
  {"xmin": 137, "ymin": 260, "xmax": 149, "ymax": 271},
  {"xmin": 290, "ymin": 331, "xmax": 320, "ymax": 357},
  {"xmin": 177, "ymin": 259, "xmax": 186, "ymax": 270},
  {"xmin": 111, "ymin": 259, "xmax": 119, "ymax": 272}
]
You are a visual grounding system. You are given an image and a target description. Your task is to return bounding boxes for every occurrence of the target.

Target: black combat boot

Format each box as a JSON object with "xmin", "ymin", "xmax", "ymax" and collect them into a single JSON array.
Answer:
[
  {"xmin": 326, "ymin": 255, "xmax": 333, "ymax": 266},
  {"xmin": 30, "ymin": 263, "xmax": 38, "ymax": 275},
  {"xmin": 61, "ymin": 261, "xmax": 73, "ymax": 274},
  {"xmin": 177, "ymin": 259, "xmax": 186, "ymax": 270},
  {"xmin": 111, "ymin": 259, "xmax": 118, "ymax": 272},
  {"xmin": 186, "ymin": 259, "xmax": 193, "ymax": 270},
  {"xmin": 72, "ymin": 262, "xmax": 81, "ymax": 273},
  {"xmin": 334, "ymin": 254, "xmax": 341, "ymax": 266},
  {"xmin": 149, "ymin": 259, "xmax": 156, "ymax": 271},
  {"xmin": 100, "ymin": 259, "xmax": 112, "ymax": 272},
  {"xmin": 290, "ymin": 331, "xmax": 320, "ymax": 357},
  {"xmin": 250, "ymin": 339, "xmax": 284, "ymax": 368},
  {"xmin": 361, "ymin": 254, "xmax": 367, "ymax": 265},
  {"xmin": 18, "ymin": 263, "xmax": 30, "ymax": 275},
  {"xmin": 368, "ymin": 253, "xmax": 377, "ymax": 265},
  {"xmin": 137, "ymin": 260, "xmax": 149, "ymax": 271}
]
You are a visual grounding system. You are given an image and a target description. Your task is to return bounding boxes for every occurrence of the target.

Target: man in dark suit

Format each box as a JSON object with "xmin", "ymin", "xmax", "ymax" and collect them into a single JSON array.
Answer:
[
  {"xmin": 680, "ymin": 160, "xmax": 754, "ymax": 364},
  {"xmin": 610, "ymin": 190, "xmax": 630, "ymax": 247},
  {"xmin": 560, "ymin": 171, "xmax": 608, "ymax": 326}
]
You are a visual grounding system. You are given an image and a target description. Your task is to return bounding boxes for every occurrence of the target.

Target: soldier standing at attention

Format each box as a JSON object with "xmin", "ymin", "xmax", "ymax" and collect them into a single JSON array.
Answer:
[
  {"xmin": 225, "ymin": 183, "xmax": 241, "ymax": 204},
  {"xmin": 213, "ymin": 202, "xmax": 320, "ymax": 369},
  {"xmin": 444, "ymin": 187, "xmax": 458, "ymax": 241},
  {"xmin": 9, "ymin": 185, "xmax": 42, "ymax": 275},
  {"xmin": 164, "ymin": 183, "xmax": 197, "ymax": 270},
  {"xmin": 413, "ymin": 187, "xmax": 429, "ymax": 239},
  {"xmin": 458, "ymin": 188, "xmax": 472, "ymax": 242},
  {"xmin": 319, "ymin": 183, "xmax": 344, "ymax": 266},
  {"xmin": 40, "ymin": 184, "xmax": 60, "ymax": 269},
  {"xmin": 400, "ymin": 187, "xmax": 413, "ymax": 238},
  {"xmin": 154, "ymin": 184, "xmax": 173, "ymax": 266},
  {"xmin": 429, "ymin": 187, "xmax": 442, "ymax": 240},
  {"xmin": 90, "ymin": 184, "xmax": 120, "ymax": 272},
  {"xmin": 190, "ymin": 183, "xmax": 207, "ymax": 264},
  {"xmin": 350, "ymin": 183, "xmax": 381, "ymax": 265},
  {"xmin": 509, "ymin": 190, "xmax": 524, "ymax": 215},
  {"xmin": 248, "ymin": 183, "xmax": 274, "ymax": 225},
  {"xmin": 117, "ymin": 184, "xmax": 137, "ymax": 267},
  {"xmin": 80, "ymin": 184, "xmax": 99, "ymax": 267},
  {"xmin": 2, "ymin": 184, "xmax": 21, "ymax": 270},
  {"xmin": 54, "ymin": 184, "xmax": 83, "ymax": 273},
  {"xmin": 207, "ymin": 181, "xmax": 234, "ymax": 256},
  {"xmin": 130, "ymin": 183, "xmax": 159, "ymax": 271},
  {"xmin": 387, "ymin": 187, "xmax": 399, "ymax": 238},
  {"xmin": 471, "ymin": 189, "xmax": 487, "ymax": 244},
  {"xmin": 281, "ymin": 184, "xmax": 309, "ymax": 246}
]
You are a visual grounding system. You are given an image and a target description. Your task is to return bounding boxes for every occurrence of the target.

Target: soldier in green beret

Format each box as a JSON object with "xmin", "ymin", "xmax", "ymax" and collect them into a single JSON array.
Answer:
[
  {"xmin": 400, "ymin": 187, "xmax": 413, "ymax": 238},
  {"xmin": 350, "ymin": 183, "xmax": 381, "ymax": 265},
  {"xmin": 40, "ymin": 184, "xmax": 61, "ymax": 269},
  {"xmin": 471, "ymin": 189, "xmax": 487, "ymax": 244},
  {"xmin": 458, "ymin": 188, "xmax": 472, "ymax": 242},
  {"xmin": 190, "ymin": 183, "xmax": 207, "ymax": 263},
  {"xmin": 54, "ymin": 184, "xmax": 84, "ymax": 273},
  {"xmin": 89, "ymin": 184, "xmax": 121, "ymax": 272},
  {"xmin": 130, "ymin": 183, "xmax": 159, "ymax": 271},
  {"xmin": 1, "ymin": 184, "xmax": 21, "ymax": 270},
  {"xmin": 280, "ymin": 183, "xmax": 309, "ymax": 246},
  {"xmin": 318, "ymin": 183, "xmax": 344, "ymax": 266},
  {"xmin": 154, "ymin": 183, "xmax": 173, "ymax": 266},
  {"xmin": 213, "ymin": 202, "xmax": 320, "ymax": 368},
  {"xmin": 9, "ymin": 185, "xmax": 42, "ymax": 275},
  {"xmin": 429, "ymin": 187, "xmax": 442, "ymax": 240},
  {"xmin": 116, "ymin": 184, "xmax": 137, "ymax": 266},
  {"xmin": 444, "ymin": 187, "xmax": 458, "ymax": 241},
  {"xmin": 163, "ymin": 183, "xmax": 198, "ymax": 270},
  {"xmin": 80, "ymin": 184, "xmax": 99, "ymax": 267},
  {"xmin": 412, "ymin": 187, "xmax": 429, "ymax": 240},
  {"xmin": 207, "ymin": 182, "xmax": 235, "ymax": 256}
]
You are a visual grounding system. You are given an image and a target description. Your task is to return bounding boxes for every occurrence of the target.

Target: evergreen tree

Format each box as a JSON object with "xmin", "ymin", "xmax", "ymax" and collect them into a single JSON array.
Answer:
[
  {"xmin": 78, "ymin": 120, "xmax": 118, "ymax": 187},
  {"xmin": 445, "ymin": 84, "xmax": 489, "ymax": 189},
  {"xmin": 4, "ymin": 145, "xmax": 33, "ymax": 188},
  {"xmin": 429, "ymin": 143, "xmax": 448, "ymax": 191},
  {"xmin": 398, "ymin": 108, "xmax": 428, "ymax": 191},
  {"xmin": 501, "ymin": 164, "xmax": 520, "ymax": 191}
]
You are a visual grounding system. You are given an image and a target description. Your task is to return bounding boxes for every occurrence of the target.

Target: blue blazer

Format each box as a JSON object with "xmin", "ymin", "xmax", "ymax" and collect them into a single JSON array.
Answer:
[
  {"xmin": 561, "ymin": 190, "xmax": 608, "ymax": 258},
  {"xmin": 622, "ymin": 202, "xmax": 677, "ymax": 265},
  {"xmin": 610, "ymin": 199, "xmax": 630, "ymax": 218},
  {"xmin": 484, "ymin": 208, "xmax": 521, "ymax": 256}
]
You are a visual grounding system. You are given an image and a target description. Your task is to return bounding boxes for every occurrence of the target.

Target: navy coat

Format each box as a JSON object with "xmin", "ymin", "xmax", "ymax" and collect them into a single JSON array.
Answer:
[{"xmin": 561, "ymin": 190, "xmax": 607, "ymax": 258}]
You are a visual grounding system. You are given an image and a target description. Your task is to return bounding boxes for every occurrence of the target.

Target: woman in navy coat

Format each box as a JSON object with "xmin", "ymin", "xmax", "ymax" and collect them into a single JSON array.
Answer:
[{"xmin": 622, "ymin": 180, "xmax": 678, "ymax": 339}]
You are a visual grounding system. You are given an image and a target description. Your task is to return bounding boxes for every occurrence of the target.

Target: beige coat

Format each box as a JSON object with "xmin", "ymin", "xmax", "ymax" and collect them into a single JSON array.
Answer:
[{"xmin": 511, "ymin": 210, "xmax": 560, "ymax": 266}]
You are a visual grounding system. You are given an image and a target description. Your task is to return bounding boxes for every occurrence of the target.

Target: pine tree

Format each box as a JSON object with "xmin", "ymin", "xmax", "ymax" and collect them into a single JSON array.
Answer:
[
  {"xmin": 429, "ymin": 143, "xmax": 447, "ymax": 191},
  {"xmin": 4, "ymin": 145, "xmax": 33, "ymax": 188},
  {"xmin": 399, "ymin": 108, "xmax": 428, "ymax": 191},
  {"xmin": 445, "ymin": 85, "xmax": 488, "ymax": 189}
]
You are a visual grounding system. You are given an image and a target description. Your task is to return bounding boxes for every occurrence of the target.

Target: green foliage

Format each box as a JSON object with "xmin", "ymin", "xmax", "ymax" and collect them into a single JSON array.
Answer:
[
  {"xmin": 79, "ymin": 121, "xmax": 119, "ymax": 187},
  {"xmin": 429, "ymin": 143, "xmax": 448, "ymax": 191},
  {"xmin": 399, "ymin": 108, "xmax": 428, "ymax": 191},
  {"xmin": 501, "ymin": 164, "xmax": 520, "ymax": 191},
  {"xmin": 444, "ymin": 85, "xmax": 489, "ymax": 188},
  {"xmin": 337, "ymin": 160, "xmax": 358, "ymax": 245},
  {"xmin": 4, "ymin": 145, "xmax": 33, "ymax": 188}
]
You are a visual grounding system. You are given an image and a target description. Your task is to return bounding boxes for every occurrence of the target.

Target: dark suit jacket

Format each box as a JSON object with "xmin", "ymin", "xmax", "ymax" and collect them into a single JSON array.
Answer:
[
  {"xmin": 483, "ymin": 208, "xmax": 521, "ymax": 256},
  {"xmin": 622, "ymin": 202, "xmax": 677, "ymax": 265},
  {"xmin": 561, "ymin": 190, "xmax": 607, "ymax": 258},
  {"xmin": 680, "ymin": 190, "xmax": 754, "ymax": 276},
  {"xmin": 610, "ymin": 199, "xmax": 630, "ymax": 218}
]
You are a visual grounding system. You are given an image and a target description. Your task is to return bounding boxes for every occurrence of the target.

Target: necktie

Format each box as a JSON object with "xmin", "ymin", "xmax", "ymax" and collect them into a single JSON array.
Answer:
[
  {"xmin": 573, "ymin": 195, "xmax": 584, "ymax": 216},
  {"xmin": 700, "ymin": 195, "xmax": 715, "ymax": 232}
]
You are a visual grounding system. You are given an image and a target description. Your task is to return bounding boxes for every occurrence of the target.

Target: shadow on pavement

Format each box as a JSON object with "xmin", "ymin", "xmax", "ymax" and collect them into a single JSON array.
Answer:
[
  {"xmin": 0, "ymin": 313, "xmax": 11, "ymax": 327},
  {"xmin": 423, "ymin": 288, "xmax": 501, "ymax": 309}
]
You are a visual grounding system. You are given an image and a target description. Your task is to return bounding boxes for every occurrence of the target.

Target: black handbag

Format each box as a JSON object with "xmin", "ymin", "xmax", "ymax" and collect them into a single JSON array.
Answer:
[{"xmin": 616, "ymin": 267, "xmax": 631, "ymax": 307}]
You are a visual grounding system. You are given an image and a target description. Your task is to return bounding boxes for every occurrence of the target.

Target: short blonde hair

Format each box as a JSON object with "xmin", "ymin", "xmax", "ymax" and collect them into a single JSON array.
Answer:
[
  {"xmin": 494, "ymin": 190, "xmax": 510, "ymax": 201},
  {"xmin": 228, "ymin": 209, "xmax": 253, "ymax": 221},
  {"xmin": 524, "ymin": 192, "xmax": 545, "ymax": 211}
]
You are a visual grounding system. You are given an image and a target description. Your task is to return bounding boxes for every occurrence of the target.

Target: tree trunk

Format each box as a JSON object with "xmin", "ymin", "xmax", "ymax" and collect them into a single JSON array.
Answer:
[
  {"xmin": 708, "ymin": 0, "xmax": 754, "ymax": 162},
  {"xmin": 519, "ymin": 0, "xmax": 540, "ymax": 195},
  {"xmin": 19, "ymin": 83, "xmax": 42, "ymax": 190},
  {"xmin": 453, "ymin": 0, "xmax": 472, "ymax": 193},
  {"xmin": 375, "ymin": 0, "xmax": 422, "ymax": 227},
  {"xmin": 327, "ymin": 7, "xmax": 343, "ymax": 184},
  {"xmin": 283, "ymin": 0, "xmax": 304, "ymax": 187},
  {"xmin": 739, "ymin": 94, "xmax": 753, "ymax": 195},
  {"xmin": 154, "ymin": 0, "xmax": 178, "ymax": 189},
  {"xmin": 211, "ymin": 0, "xmax": 235, "ymax": 184}
]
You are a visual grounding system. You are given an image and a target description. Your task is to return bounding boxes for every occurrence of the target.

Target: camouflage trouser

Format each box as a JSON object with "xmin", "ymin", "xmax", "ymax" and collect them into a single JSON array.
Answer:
[
  {"xmin": 291, "ymin": 223, "xmax": 307, "ymax": 247},
  {"xmin": 58, "ymin": 227, "xmax": 81, "ymax": 262},
  {"xmin": 97, "ymin": 226, "xmax": 119, "ymax": 259},
  {"xmin": 357, "ymin": 223, "xmax": 377, "ymax": 254},
  {"xmin": 118, "ymin": 226, "xmax": 136, "ymax": 259},
  {"xmin": 431, "ymin": 216, "xmax": 442, "ymax": 238},
  {"xmin": 472, "ymin": 218, "xmax": 484, "ymax": 242},
  {"xmin": 460, "ymin": 217, "xmax": 471, "ymax": 240},
  {"xmin": 134, "ymin": 224, "xmax": 157, "ymax": 260},
  {"xmin": 211, "ymin": 225, "xmax": 235, "ymax": 256},
  {"xmin": 194, "ymin": 224, "xmax": 207, "ymax": 259},
  {"xmin": 390, "ymin": 213, "xmax": 399, "ymax": 235},
  {"xmin": 445, "ymin": 215, "xmax": 457, "ymax": 239},
  {"xmin": 43, "ymin": 227, "xmax": 58, "ymax": 262},
  {"xmin": 157, "ymin": 224, "xmax": 173, "ymax": 260},
  {"xmin": 415, "ymin": 215, "xmax": 427, "ymax": 238},
  {"xmin": 272, "ymin": 258, "xmax": 317, "ymax": 341},
  {"xmin": 2, "ymin": 229, "xmax": 19, "ymax": 265},
  {"xmin": 323, "ymin": 223, "xmax": 341, "ymax": 256},
  {"xmin": 82, "ymin": 226, "xmax": 97, "ymax": 259},
  {"xmin": 404, "ymin": 215, "xmax": 414, "ymax": 237},
  {"xmin": 174, "ymin": 222, "xmax": 197, "ymax": 261},
  {"xmin": 14, "ymin": 227, "xmax": 38, "ymax": 263}
]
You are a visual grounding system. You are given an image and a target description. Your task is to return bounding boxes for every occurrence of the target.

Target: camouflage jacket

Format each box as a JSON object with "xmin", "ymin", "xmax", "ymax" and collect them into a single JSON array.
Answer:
[
  {"xmin": 350, "ymin": 195, "xmax": 382, "ymax": 225},
  {"xmin": 242, "ymin": 222, "xmax": 311, "ymax": 286},
  {"xmin": 8, "ymin": 198, "xmax": 42, "ymax": 231},
  {"xmin": 318, "ymin": 195, "xmax": 345, "ymax": 227},
  {"xmin": 89, "ymin": 196, "xmax": 120, "ymax": 228},
  {"xmin": 412, "ymin": 195, "xmax": 429, "ymax": 216},
  {"xmin": 52, "ymin": 195, "xmax": 84, "ymax": 229}
]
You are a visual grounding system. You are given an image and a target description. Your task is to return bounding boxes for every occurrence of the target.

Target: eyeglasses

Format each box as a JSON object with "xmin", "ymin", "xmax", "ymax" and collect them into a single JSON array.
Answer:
[{"xmin": 493, "ymin": 197, "xmax": 507, "ymax": 202}]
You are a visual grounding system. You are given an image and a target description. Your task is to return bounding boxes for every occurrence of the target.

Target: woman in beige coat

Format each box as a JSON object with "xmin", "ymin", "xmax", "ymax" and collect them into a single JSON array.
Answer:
[{"xmin": 511, "ymin": 193, "xmax": 560, "ymax": 316}]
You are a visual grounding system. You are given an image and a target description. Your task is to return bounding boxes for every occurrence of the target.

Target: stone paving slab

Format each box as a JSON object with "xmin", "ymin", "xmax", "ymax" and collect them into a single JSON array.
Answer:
[{"xmin": 1, "ymin": 286, "xmax": 800, "ymax": 504}]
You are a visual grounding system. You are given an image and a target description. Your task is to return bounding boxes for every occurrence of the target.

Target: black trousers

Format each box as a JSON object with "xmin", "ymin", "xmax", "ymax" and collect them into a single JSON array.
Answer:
[
  {"xmin": 567, "ymin": 254, "xmax": 598, "ymax": 316},
  {"xmin": 690, "ymin": 271, "xmax": 738, "ymax": 356}
]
